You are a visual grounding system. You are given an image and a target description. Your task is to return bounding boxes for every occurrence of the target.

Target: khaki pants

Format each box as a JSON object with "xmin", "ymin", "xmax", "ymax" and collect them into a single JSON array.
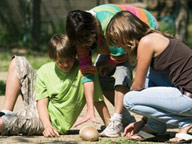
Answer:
[{"xmin": 2, "ymin": 56, "xmax": 43, "ymax": 135}]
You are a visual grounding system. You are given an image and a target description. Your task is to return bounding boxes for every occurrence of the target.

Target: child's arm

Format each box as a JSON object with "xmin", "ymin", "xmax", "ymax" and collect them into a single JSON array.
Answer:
[
  {"xmin": 37, "ymin": 98, "xmax": 60, "ymax": 137},
  {"xmin": 73, "ymin": 46, "xmax": 100, "ymax": 127},
  {"xmin": 94, "ymin": 101, "xmax": 110, "ymax": 125},
  {"xmin": 73, "ymin": 81, "xmax": 100, "ymax": 127},
  {"xmin": 131, "ymin": 36, "xmax": 154, "ymax": 91}
]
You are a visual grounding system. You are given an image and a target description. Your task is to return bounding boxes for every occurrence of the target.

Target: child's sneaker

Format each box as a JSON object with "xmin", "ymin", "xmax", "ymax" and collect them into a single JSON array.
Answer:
[
  {"xmin": 0, "ymin": 110, "xmax": 15, "ymax": 117},
  {"xmin": 100, "ymin": 119, "xmax": 123, "ymax": 137}
]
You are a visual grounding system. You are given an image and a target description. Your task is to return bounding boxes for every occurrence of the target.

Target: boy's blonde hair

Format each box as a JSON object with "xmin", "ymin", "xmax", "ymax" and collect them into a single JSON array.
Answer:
[{"xmin": 48, "ymin": 33, "xmax": 76, "ymax": 61}]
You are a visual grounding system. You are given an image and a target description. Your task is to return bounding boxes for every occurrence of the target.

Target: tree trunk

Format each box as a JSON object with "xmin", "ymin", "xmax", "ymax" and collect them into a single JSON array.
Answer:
[
  {"xmin": 32, "ymin": 0, "xmax": 41, "ymax": 51},
  {"xmin": 175, "ymin": 0, "xmax": 189, "ymax": 44},
  {"xmin": 97, "ymin": 0, "xmax": 100, "ymax": 5}
]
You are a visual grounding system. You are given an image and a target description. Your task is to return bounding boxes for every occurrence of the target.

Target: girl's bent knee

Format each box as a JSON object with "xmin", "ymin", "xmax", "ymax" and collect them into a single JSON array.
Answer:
[{"xmin": 123, "ymin": 91, "xmax": 139, "ymax": 110}]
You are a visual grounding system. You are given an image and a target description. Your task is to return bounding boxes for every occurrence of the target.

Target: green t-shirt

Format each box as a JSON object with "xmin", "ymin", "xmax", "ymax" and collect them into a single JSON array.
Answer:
[{"xmin": 35, "ymin": 61, "xmax": 104, "ymax": 134}]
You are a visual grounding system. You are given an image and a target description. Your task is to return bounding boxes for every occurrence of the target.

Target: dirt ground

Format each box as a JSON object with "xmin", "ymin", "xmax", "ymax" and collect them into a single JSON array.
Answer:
[{"xmin": 0, "ymin": 72, "xmax": 176, "ymax": 144}]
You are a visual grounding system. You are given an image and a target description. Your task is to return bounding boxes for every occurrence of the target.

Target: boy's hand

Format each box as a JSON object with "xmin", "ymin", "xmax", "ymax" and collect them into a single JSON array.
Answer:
[
  {"xmin": 43, "ymin": 125, "xmax": 60, "ymax": 137},
  {"xmin": 73, "ymin": 111, "xmax": 100, "ymax": 127}
]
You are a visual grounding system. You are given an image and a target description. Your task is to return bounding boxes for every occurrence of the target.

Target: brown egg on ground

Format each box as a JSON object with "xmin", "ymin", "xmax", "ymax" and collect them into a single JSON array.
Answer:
[{"xmin": 79, "ymin": 126, "xmax": 99, "ymax": 141}]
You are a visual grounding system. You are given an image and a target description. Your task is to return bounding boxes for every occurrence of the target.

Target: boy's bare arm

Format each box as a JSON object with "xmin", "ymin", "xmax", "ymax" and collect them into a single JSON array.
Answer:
[{"xmin": 37, "ymin": 98, "xmax": 60, "ymax": 137}]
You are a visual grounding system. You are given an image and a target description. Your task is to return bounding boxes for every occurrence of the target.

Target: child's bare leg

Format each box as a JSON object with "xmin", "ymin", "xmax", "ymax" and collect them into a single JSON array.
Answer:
[
  {"xmin": 103, "ymin": 86, "xmax": 129, "ymax": 114},
  {"xmin": 3, "ymin": 58, "xmax": 20, "ymax": 111},
  {"xmin": 100, "ymin": 85, "xmax": 134, "ymax": 137},
  {"xmin": 114, "ymin": 85, "xmax": 129, "ymax": 114},
  {"xmin": 94, "ymin": 101, "xmax": 110, "ymax": 126}
]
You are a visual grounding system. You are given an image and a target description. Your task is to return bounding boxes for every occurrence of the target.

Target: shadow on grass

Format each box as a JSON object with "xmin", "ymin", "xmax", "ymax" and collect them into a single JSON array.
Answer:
[
  {"xmin": 65, "ymin": 128, "xmax": 104, "ymax": 135},
  {"xmin": 1, "ymin": 136, "xmax": 78, "ymax": 144},
  {"xmin": 0, "ymin": 80, "xmax": 6, "ymax": 96}
]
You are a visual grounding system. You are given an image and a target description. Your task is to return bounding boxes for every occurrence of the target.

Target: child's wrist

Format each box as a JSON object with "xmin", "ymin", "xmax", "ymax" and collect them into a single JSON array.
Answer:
[
  {"xmin": 87, "ymin": 108, "xmax": 94, "ymax": 113},
  {"xmin": 43, "ymin": 121, "xmax": 53, "ymax": 128}
]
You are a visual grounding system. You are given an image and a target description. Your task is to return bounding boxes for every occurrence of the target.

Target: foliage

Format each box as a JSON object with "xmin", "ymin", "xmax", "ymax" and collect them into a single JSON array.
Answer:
[
  {"xmin": 188, "ymin": 10, "xmax": 192, "ymax": 49},
  {"xmin": 159, "ymin": 16, "xmax": 175, "ymax": 35},
  {"xmin": 39, "ymin": 20, "xmax": 66, "ymax": 52},
  {"xmin": 188, "ymin": 25, "xmax": 192, "ymax": 49},
  {"xmin": 0, "ymin": 0, "xmax": 26, "ymax": 48},
  {"xmin": 0, "ymin": 9, "xmax": 66, "ymax": 52},
  {"xmin": 0, "ymin": 28, "xmax": 24, "ymax": 48}
]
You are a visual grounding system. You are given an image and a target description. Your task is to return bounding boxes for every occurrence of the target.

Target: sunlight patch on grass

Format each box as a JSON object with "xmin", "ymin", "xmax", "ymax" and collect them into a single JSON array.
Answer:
[{"xmin": 0, "ymin": 49, "xmax": 50, "ymax": 71}]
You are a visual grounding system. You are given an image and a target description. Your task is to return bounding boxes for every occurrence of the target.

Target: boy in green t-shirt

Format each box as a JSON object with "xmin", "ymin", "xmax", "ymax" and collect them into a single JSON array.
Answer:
[{"xmin": 0, "ymin": 34, "xmax": 110, "ymax": 136}]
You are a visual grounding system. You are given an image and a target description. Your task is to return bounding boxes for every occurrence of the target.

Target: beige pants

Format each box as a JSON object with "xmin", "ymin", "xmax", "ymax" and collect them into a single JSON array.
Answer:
[{"xmin": 2, "ymin": 56, "xmax": 43, "ymax": 135}]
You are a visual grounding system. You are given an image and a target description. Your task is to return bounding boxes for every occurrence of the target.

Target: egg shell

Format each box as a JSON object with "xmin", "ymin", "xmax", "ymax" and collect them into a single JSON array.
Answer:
[{"xmin": 79, "ymin": 126, "xmax": 99, "ymax": 141}]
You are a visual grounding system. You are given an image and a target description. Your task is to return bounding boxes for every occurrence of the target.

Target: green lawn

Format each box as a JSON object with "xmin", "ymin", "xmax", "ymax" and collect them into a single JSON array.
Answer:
[{"xmin": 0, "ymin": 48, "xmax": 50, "ymax": 72}]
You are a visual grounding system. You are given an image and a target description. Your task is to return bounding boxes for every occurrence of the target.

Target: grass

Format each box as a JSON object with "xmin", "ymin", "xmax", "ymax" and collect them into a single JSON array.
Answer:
[
  {"xmin": 97, "ymin": 138, "xmax": 141, "ymax": 144},
  {"xmin": 97, "ymin": 137, "xmax": 172, "ymax": 144},
  {"xmin": 0, "ymin": 48, "xmax": 50, "ymax": 72}
]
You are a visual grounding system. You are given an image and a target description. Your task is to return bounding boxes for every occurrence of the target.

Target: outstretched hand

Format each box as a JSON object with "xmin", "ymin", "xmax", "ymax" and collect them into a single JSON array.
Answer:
[
  {"xmin": 123, "ymin": 120, "xmax": 145, "ymax": 138},
  {"xmin": 73, "ymin": 111, "xmax": 100, "ymax": 127}
]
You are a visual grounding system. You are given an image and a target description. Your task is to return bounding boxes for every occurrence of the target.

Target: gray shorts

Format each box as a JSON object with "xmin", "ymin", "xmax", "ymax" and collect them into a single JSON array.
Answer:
[
  {"xmin": 95, "ymin": 55, "xmax": 133, "ymax": 91},
  {"xmin": 2, "ymin": 56, "xmax": 43, "ymax": 135}
]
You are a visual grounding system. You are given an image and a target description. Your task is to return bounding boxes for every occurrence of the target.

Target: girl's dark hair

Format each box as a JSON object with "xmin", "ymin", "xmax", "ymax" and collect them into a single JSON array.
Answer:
[
  {"xmin": 66, "ymin": 10, "xmax": 97, "ymax": 45},
  {"xmin": 48, "ymin": 33, "xmax": 75, "ymax": 61}
]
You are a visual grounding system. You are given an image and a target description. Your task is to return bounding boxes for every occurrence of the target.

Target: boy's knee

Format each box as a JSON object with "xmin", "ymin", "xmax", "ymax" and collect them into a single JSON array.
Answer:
[
  {"xmin": 9, "ymin": 58, "xmax": 17, "ymax": 71},
  {"xmin": 123, "ymin": 91, "xmax": 139, "ymax": 110}
]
